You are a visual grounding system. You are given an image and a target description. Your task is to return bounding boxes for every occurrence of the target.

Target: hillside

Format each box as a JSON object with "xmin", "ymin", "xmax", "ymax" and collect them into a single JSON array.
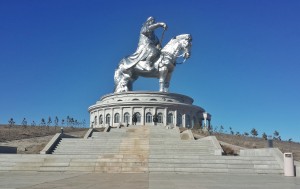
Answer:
[
  {"xmin": 191, "ymin": 129, "xmax": 300, "ymax": 161},
  {"xmin": 0, "ymin": 125, "xmax": 88, "ymax": 154},
  {"xmin": 0, "ymin": 125, "xmax": 299, "ymax": 162}
]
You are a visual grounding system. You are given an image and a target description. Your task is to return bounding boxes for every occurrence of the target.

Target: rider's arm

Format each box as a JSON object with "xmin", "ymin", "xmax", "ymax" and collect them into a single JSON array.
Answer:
[{"xmin": 145, "ymin": 22, "xmax": 167, "ymax": 33}]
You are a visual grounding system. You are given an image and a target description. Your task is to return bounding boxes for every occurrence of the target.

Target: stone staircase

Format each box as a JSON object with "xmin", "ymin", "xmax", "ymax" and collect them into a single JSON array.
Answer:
[
  {"xmin": 148, "ymin": 126, "xmax": 282, "ymax": 174},
  {"xmin": 0, "ymin": 125, "xmax": 283, "ymax": 174}
]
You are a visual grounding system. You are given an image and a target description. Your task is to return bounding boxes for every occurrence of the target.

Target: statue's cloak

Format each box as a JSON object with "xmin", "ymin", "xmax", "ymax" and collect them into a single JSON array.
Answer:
[{"xmin": 121, "ymin": 32, "xmax": 160, "ymax": 70}]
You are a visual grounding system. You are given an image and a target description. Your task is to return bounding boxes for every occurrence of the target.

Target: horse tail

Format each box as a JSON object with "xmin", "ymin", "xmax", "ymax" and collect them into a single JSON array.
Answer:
[{"xmin": 114, "ymin": 68, "xmax": 122, "ymax": 84}]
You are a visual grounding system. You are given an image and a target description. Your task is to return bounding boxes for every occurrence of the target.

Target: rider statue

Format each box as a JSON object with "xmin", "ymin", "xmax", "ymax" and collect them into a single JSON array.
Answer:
[
  {"xmin": 114, "ymin": 16, "xmax": 191, "ymax": 93},
  {"xmin": 122, "ymin": 16, "xmax": 168, "ymax": 71}
]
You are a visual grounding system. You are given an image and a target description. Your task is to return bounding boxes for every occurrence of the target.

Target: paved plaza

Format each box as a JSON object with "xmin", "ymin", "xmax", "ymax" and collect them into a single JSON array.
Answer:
[{"xmin": 0, "ymin": 172, "xmax": 299, "ymax": 189}]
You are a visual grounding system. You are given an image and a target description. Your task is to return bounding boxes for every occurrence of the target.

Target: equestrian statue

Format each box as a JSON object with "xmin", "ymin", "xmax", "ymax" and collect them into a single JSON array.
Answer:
[{"xmin": 114, "ymin": 16, "xmax": 192, "ymax": 93}]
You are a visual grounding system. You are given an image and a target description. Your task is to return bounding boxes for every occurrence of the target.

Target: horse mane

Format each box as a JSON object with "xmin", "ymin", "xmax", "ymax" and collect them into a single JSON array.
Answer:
[{"xmin": 163, "ymin": 34, "xmax": 191, "ymax": 51}]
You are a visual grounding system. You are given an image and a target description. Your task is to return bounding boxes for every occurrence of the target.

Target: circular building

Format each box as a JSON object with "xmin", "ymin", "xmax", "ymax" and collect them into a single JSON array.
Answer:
[{"xmin": 88, "ymin": 91, "xmax": 211, "ymax": 129}]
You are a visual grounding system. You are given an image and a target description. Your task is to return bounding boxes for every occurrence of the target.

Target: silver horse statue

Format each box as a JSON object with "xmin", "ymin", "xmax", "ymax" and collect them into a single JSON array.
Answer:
[{"xmin": 114, "ymin": 34, "xmax": 192, "ymax": 93}]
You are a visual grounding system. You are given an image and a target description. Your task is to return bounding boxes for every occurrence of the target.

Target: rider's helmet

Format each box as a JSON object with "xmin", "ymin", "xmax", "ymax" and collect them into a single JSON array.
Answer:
[{"xmin": 146, "ymin": 16, "xmax": 155, "ymax": 24}]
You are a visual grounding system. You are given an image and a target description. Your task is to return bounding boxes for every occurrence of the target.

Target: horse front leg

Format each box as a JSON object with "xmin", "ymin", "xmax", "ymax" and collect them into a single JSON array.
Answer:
[
  {"xmin": 163, "ymin": 72, "xmax": 172, "ymax": 93},
  {"xmin": 159, "ymin": 66, "xmax": 168, "ymax": 92}
]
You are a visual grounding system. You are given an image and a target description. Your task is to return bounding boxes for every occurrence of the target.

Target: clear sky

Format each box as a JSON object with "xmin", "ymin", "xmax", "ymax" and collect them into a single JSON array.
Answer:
[{"xmin": 1, "ymin": 0, "xmax": 299, "ymax": 141}]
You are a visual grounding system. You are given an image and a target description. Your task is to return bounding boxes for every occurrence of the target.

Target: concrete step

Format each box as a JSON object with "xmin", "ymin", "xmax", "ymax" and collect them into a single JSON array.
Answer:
[{"xmin": 0, "ymin": 126, "xmax": 284, "ymax": 175}]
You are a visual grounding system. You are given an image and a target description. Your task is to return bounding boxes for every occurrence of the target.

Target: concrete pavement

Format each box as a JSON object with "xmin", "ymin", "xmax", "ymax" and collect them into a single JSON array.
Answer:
[{"xmin": 0, "ymin": 172, "xmax": 299, "ymax": 189}]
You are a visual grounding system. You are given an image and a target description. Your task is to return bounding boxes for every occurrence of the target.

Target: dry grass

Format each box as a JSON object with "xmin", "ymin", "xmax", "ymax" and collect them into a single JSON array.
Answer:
[
  {"xmin": 0, "ymin": 124, "xmax": 88, "ymax": 154},
  {"xmin": 0, "ymin": 124, "xmax": 87, "ymax": 142},
  {"xmin": 221, "ymin": 144, "xmax": 237, "ymax": 155},
  {"xmin": 1, "ymin": 125, "xmax": 299, "ymax": 161},
  {"xmin": 192, "ymin": 129, "xmax": 300, "ymax": 161}
]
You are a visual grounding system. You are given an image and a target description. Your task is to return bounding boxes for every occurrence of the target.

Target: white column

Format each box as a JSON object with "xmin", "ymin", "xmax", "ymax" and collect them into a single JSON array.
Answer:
[
  {"xmin": 111, "ymin": 108, "xmax": 114, "ymax": 127},
  {"xmin": 130, "ymin": 107, "xmax": 133, "ymax": 125},
  {"xmin": 120, "ymin": 108, "xmax": 124, "ymax": 125},
  {"xmin": 141, "ymin": 107, "xmax": 145, "ymax": 125},
  {"xmin": 103, "ymin": 109, "xmax": 106, "ymax": 127},
  {"xmin": 203, "ymin": 112, "xmax": 208, "ymax": 129},
  {"xmin": 153, "ymin": 107, "xmax": 157, "ymax": 126},
  {"xmin": 97, "ymin": 110, "xmax": 100, "ymax": 127},
  {"xmin": 164, "ymin": 108, "xmax": 167, "ymax": 126},
  {"xmin": 174, "ymin": 110, "xmax": 177, "ymax": 126},
  {"xmin": 183, "ymin": 114, "xmax": 186, "ymax": 128}
]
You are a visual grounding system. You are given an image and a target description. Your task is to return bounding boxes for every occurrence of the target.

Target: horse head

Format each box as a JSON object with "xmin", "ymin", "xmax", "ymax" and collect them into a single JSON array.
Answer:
[
  {"xmin": 176, "ymin": 34, "xmax": 192, "ymax": 59},
  {"xmin": 162, "ymin": 34, "xmax": 192, "ymax": 61}
]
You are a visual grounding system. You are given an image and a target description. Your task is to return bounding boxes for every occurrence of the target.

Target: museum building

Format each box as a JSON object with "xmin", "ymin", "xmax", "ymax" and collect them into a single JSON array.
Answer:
[{"xmin": 88, "ymin": 91, "xmax": 211, "ymax": 128}]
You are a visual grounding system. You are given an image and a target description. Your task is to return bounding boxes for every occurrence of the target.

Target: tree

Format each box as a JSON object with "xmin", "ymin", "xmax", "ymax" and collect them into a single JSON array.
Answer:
[
  {"xmin": 61, "ymin": 119, "xmax": 65, "ymax": 127},
  {"xmin": 66, "ymin": 116, "xmax": 70, "ymax": 126},
  {"xmin": 74, "ymin": 120, "xmax": 79, "ymax": 127},
  {"xmin": 262, "ymin": 132, "xmax": 267, "ymax": 140},
  {"xmin": 31, "ymin": 121, "xmax": 36, "ymax": 126},
  {"xmin": 82, "ymin": 119, "xmax": 86, "ymax": 127},
  {"xmin": 21, "ymin": 118, "xmax": 27, "ymax": 128},
  {"xmin": 40, "ymin": 118, "xmax": 46, "ymax": 126},
  {"xmin": 70, "ymin": 118, "xmax": 74, "ymax": 127},
  {"xmin": 208, "ymin": 125, "xmax": 213, "ymax": 133},
  {"xmin": 250, "ymin": 128, "xmax": 258, "ymax": 137},
  {"xmin": 244, "ymin": 132, "xmax": 249, "ymax": 136},
  {"xmin": 219, "ymin": 125, "xmax": 224, "ymax": 133},
  {"xmin": 8, "ymin": 118, "xmax": 15, "ymax": 127},
  {"xmin": 273, "ymin": 130, "xmax": 280, "ymax": 140},
  {"xmin": 8, "ymin": 118, "xmax": 15, "ymax": 137},
  {"xmin": 229, "ymin": 127, "xmax": 234, "ymax": 135},
  {"xmin": 47, "ymin": 116, "xmax": 52, "ymax": 126},
  {"xmin": 54, "ymin": 116, "xmax": 59, "ymax": 131},
  {"xmin": 214, "ymin": 126, "xmax": 218, "ymax": 133},
  {"xmin": 54, "ymin": 116, "xmax": 59, "ymax": 126}
]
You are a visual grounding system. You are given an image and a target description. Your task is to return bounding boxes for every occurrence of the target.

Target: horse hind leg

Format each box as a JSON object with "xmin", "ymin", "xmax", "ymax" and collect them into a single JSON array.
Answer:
[{"xmin": 114, "ymin": 64, "xmax": 131, "ymax": 93}]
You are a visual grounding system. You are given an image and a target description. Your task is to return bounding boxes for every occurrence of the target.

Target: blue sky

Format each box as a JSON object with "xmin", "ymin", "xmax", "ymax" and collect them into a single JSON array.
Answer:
[{"xmin": 0, "ymin": 0, "xmax": 299, "ymax": 141}]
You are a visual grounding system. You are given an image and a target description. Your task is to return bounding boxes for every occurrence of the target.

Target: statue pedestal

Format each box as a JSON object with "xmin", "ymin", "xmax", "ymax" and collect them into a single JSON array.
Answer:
[{"xmin": 88, "ymin": 91, "xmax": 210, "ymax": 128}]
